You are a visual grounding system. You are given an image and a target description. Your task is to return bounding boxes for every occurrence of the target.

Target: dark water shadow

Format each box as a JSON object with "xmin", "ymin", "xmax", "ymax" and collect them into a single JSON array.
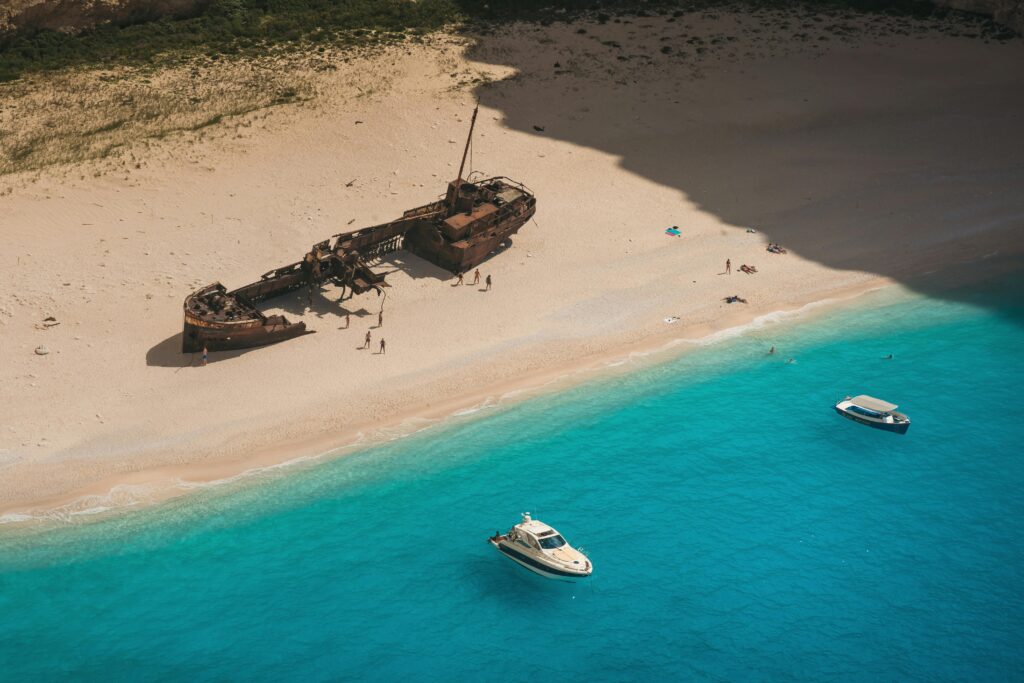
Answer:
[{"xmin": 465, "ymin": 16, "xmax": 1024, "ymax": 317}]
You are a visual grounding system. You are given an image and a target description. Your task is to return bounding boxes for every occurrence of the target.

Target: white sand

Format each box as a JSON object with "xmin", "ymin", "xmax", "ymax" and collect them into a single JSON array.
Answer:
[{"xmin": 2, "ymin": 15, "xmax": 1023, "ymax": 520}]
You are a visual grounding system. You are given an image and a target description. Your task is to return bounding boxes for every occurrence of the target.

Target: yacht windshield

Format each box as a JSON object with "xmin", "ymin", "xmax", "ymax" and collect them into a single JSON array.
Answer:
[
  {"xmin": 538, "ymin": 534, "xmax": 567, "ymax": 549},
  {"xmin": 848, "ymin": 405, "xmax": 881, "ymax": 418}
]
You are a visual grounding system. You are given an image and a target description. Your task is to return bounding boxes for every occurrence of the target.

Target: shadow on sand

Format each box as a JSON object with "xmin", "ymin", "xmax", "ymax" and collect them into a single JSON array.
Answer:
[
  {"xmin": 146, "ymin": 332, "xmax": 271, "ymax": 367},
  {"xmin": 463, "ymin": 12, "xmax": 1024, "ymax": 315},
  {"xmin": 147, "ymin": 250, "xmax": 459, "ymax": 365}
]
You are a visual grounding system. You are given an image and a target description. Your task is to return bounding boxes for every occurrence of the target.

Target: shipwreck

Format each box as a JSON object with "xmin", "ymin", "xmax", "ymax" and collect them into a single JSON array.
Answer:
[{"xmin": 182, "ymin": 106, "xmax": 536, "ymax": 353}]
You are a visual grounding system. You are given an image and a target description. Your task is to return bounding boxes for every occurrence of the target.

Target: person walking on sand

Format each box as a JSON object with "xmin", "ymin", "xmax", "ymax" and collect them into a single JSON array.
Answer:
[
  {"xmin": 202, "ymin": 344, "xmax": 208, "ymax": 366},
  {"xmin": 485, "ymin": 274, "xmax": 492, "ymax": 291},
  {"xmin": 456, "ymin": 272, "xmax": 464, "ymax": 286},
  {"xmin": 378, "ymin": 310, "xmax": 383, "ymax": 328},
  {"xmin": 363, "ymin": 330, "xmax": 371, "ymax": 349},
  {"xmin": 473, "ymin": 269, "xmax": 480, "ymax": 285},
  {"xmin": 725, "ymin": 259, "xmax": 731, "ymax": 275},
  {"xmin": 380, "ymin": 338, "xmax": 386, "ymax": 354}
]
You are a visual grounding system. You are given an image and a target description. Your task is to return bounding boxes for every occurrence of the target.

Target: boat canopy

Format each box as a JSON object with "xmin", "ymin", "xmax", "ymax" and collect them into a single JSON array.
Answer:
[{"xmin": 850, "ymin": 395, "xmax": 898, "ymax": 412}]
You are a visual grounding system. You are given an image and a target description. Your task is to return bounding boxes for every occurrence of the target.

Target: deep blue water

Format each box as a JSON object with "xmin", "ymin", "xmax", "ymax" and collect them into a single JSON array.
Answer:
[{"xmin": 2, "ymin": 279, "xmax": 1023, "ymax": 682}]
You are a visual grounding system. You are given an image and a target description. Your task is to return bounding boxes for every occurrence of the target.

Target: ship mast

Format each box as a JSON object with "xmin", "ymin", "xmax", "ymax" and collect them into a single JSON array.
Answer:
[{"xmin": 450, "ymin": 104, "xmax": 479, "ymax": 212}]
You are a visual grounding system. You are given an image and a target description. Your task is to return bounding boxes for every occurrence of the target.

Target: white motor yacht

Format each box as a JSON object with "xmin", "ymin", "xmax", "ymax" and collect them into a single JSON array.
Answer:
[
  {"xmin": 834, "ymin": 395, "xmax": 911, "ymax": 434},
  {"xmin": 488, "ymin": 513, "xmax": 592, "ymax": 580}
]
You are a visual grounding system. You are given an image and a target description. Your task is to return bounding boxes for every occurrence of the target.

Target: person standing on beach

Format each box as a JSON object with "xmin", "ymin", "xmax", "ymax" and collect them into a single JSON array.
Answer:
[
  {"xmin": 345, "ymin": 312, "xmax": 350, "ymax": 329},
  {"xmin": 380, "ymin": 339, "xmax": 386, "ymax": 354},
  {"xmin": 473, "ymin": 269, "xmax": 480, "ymax": 285},
  {"xmin": 378, "ymin": 310, "xmax": 383, "ymax": 328},
  {"xmin": 485, "ymin": 274, "xmax": 492, "ymax": 291},
  {"xmin": 364, "ymin": 330, "xmax": 371, "ymax": 349},
  {"xmin": 202, "ymin": 344, "xmax": 208, "ymax": 366},
  {"xmin": 726, "ymin": 259, "xmax": 731, "ymax": 275}
]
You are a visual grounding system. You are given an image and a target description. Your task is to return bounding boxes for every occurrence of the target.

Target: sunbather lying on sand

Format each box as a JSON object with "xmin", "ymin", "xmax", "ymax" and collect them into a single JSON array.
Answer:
[
  {"xmin": 739, "ymin": 264, "xmax": 757, "ymax": 274},
  {"xmin": 724, "ymin": 295, "xmax": 748, "ymax": 304}
]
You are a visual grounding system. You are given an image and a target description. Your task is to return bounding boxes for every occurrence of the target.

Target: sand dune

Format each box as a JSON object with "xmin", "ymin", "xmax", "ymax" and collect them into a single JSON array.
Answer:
[{"xmin": 1, "ymin": 13, "xmax": 1022, "ymax": 520}]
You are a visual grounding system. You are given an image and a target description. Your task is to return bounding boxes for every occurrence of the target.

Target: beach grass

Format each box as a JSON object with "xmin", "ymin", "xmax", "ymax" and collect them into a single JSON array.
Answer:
[{"xmin": 0, "ymin": 52, "xmax": 316, "ymax": 175}]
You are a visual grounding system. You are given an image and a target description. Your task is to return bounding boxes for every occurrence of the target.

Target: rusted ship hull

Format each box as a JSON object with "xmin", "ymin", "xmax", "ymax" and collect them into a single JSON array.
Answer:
[
  {"xmin": 182, "ymin": 106, "xmax": 535, "ymax": 354},
  {"xmin": 183, "ymin": 314, "xmax": 310, "ymax": 352},
  {"xmin": 182, "ymin": 283, "xmax": 312, "ymax": 353},
  {"xmin": 404, "ymin": 187, "xmax": 536, "ymax": 274},
  {"xmin": 182, "ymin": 176, "xmax": 535, "ymax": 353}
]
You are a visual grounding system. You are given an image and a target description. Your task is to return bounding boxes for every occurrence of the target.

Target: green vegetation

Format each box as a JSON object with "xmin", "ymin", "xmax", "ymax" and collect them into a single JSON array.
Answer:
[
  {"xmin": 0, "ymin": 0, "xmax": 1014, "ymax": 82},
  {"xmin": 0, "ymin": 0, "xmax": 459, "ymax": 82},
  {"xmin": 0, "ymin": 56, "xmax": 315, "ymax": 175}
]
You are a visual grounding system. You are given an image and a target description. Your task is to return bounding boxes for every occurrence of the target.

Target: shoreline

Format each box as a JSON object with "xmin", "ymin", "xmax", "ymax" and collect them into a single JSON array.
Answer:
[
  {"xmin": 2, "ymin": 233, "xmax": 1022, "ymax": 528},
  {"xmin": 2, "ymin": 17, "xmax": 1023, "ymax": 529},
  {"xmin": 0, "ymin": 274, "xmax": 894, "ymax": 527}
]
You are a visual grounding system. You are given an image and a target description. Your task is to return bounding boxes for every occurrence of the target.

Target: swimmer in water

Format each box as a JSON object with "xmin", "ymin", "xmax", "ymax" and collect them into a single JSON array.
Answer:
[
  {"xmin": 769, "ymin": 346, "xmax": 775, "ymax": 355},
  {"xmin": 786, "ymin": 358, "xmax": 796, "ymax": 364},
  {"xmin": 883, "ymin": 354, "xmax": 893, "ymax": 360}
]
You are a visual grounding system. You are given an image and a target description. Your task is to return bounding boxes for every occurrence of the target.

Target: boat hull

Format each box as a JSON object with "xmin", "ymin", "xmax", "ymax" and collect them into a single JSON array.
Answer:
[
  {"xmin": 834, "ymin": 406, "xmax": 910, "ymax": 434},
  {"xmin": 405, "ymin": 195, "xmax": 536, "ymax": 274},
  {"xmin": 182, "ymin": 317, "xmax": 312, "ymax": 353},
  {"xmin": 181, "ymin": 177, "xmax": 536, "ymax": 353},
  {"xmin": 491, "ymin": 540, "xmax": 591, "ymax": 581}
]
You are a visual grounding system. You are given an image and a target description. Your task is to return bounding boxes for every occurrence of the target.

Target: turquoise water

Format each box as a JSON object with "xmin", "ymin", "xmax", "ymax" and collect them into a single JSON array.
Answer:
[{"xmin": 2, "ymin": 279, "xmax": 1023, "ymax": 682}]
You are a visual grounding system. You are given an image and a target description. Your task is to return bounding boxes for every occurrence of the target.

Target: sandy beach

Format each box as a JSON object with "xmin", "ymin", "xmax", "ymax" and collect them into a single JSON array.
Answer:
[{"xmin": 2, "ymin": 11, "xmax": 1023, "ymax": 521}]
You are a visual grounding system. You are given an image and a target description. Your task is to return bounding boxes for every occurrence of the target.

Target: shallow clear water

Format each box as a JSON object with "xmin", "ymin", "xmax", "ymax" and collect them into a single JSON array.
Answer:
[{"xmin": 2, "ymin": 279, "xmax": 1023, "ymax": 682}]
